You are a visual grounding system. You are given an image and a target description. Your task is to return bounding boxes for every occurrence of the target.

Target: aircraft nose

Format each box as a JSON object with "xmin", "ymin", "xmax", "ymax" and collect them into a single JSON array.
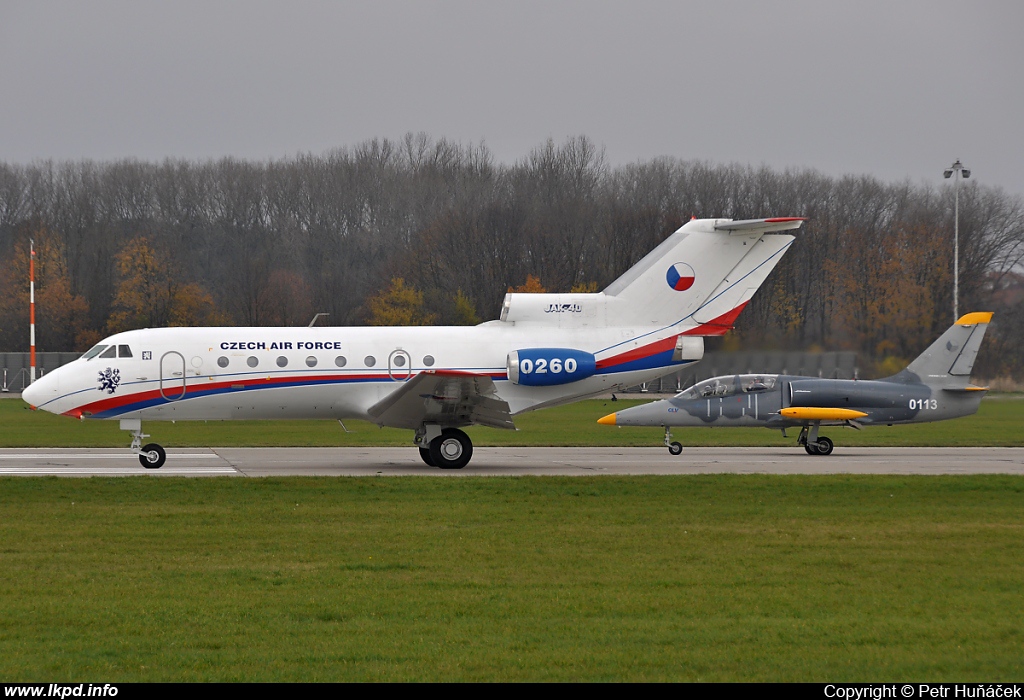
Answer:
[
  {"xmin": 22, "ymin": 371, "xmax": 59, "ymax": 410},
  {"xmin": 597, "ymin": 413, "xmax": 617, "ymax": 425}
]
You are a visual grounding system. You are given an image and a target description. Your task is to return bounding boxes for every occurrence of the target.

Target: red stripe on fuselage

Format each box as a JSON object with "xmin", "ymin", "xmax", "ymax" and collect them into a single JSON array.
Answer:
[
  {"xmin": 67, "ymin": 373, "xmax": 389, "ymax": 415},
  {"xmin": 596, "ymin": 335, "xmax": 678, "ymax": 369},
  {"xmin": 62, "ymin": 370, "xmax": 511, "ymax": 417}
]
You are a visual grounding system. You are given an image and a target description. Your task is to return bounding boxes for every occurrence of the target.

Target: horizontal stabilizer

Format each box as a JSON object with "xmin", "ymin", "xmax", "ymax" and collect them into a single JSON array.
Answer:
[{"xmin": 713, "ymin": 217, "xmax": 806, "ymax": 232}]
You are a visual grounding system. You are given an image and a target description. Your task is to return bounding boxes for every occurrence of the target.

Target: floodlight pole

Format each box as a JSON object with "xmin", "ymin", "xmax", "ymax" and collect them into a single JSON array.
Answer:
[
  {"xmin": 29, "ymin": 239, "xmax": 36, "ymax": 384},
  {"xmin": 943, "ymin": 160, "xmax": 970, "ymax": 322}
]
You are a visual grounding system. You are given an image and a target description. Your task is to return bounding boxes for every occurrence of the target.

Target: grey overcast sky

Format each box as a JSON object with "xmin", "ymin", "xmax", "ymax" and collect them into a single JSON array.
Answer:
[{"xmin": 1, "ymin": 0, "xmax": 1021, "ymax": 197}]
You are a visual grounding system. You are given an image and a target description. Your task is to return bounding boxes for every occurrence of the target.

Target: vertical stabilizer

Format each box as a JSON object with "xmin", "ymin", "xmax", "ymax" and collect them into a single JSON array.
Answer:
[
  {"xmin": 601, "ymin": 217, "xmax": 803, "ymax": 330},
  {"xmin": 891, "ymin": 312, "xmax": 993, "ymax": 386}
]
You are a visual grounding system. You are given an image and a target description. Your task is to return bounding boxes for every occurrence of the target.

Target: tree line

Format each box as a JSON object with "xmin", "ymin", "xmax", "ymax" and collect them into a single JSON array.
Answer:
[{"xmin": 1, "ymin": 134, "xmax": 1023, "ymax": 379}]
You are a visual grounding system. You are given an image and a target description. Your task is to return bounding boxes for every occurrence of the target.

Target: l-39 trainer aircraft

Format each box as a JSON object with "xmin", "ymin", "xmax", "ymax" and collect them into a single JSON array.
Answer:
[
  {"xmin": 598, "ymin": 312, "xmax": 993, "ymax": 455},
  {"xmin": 23, "ymin": 217, "xmax": 805, "ymax": 469}
]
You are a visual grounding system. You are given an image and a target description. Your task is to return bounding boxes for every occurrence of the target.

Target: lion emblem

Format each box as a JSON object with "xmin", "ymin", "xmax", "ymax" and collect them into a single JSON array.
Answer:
[{"xmin": 98, "ymin": 367, "xmax": 121, "ymax": 394}]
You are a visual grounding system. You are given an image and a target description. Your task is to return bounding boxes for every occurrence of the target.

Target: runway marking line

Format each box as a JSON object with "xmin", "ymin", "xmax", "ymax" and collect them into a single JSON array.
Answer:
[
  {"xmin": 0, "ymin": 453, "xmax": 215, "ymax": 459},
  {"xmin": 0, "ymin": 469, "xmax": 238, "ymax": 475}
]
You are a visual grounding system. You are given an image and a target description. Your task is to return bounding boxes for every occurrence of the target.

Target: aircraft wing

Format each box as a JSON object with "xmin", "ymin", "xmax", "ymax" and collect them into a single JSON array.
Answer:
[{"xmin": 367, "ymin": 370, "xmax": 516, "ymax": 431}]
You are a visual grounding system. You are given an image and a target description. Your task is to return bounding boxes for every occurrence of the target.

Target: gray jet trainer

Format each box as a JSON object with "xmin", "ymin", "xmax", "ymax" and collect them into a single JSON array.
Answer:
[{"xmin": 598, "ymin": 312, "xmax": 993, "ymax": 455}]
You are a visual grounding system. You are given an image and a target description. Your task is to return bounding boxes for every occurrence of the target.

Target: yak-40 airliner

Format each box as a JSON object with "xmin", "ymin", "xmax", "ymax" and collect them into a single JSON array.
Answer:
[{"xmin": 23, "ymin": 217, "xmax": 804, "ymax": 469}]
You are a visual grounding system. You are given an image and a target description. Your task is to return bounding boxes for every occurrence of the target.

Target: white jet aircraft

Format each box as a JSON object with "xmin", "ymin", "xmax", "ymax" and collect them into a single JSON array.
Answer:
[{"xmin": 23, "ymin": 217, "xmax": 804, "ymax": 469}]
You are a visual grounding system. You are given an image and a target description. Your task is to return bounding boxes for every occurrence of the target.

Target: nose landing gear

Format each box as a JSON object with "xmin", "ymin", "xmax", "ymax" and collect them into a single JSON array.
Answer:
[
  {"xmin": 121, "ymin": 419, "xmax": 166, "ymax": 469},
  {"xmin": 664, "ymin": 427, "xmax": 683, "ymax": 456}
]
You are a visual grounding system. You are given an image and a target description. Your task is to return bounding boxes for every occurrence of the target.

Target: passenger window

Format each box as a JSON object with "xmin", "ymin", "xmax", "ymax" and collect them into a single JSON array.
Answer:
[
  {"xmin": 118, "ymin": 345, "xmax": 133, "ymax": 358},
  {"xmin": 423, "ymin": 355, "xmax": 435, "ymax": 367},
  {"xmin": 217, "ymin": 356, "xmax": 229, "ymax": 368},
  {"xmin": 364, "ymin": 356, "xmax": 376, "ymax": 367},
  {"xmin": 306, "ymin": 356, "xmax": 317, "ymax": 367},
  {"xmin": 99, "ymin": 346, "xmax": 116, "ymax": 359},
  {"xmin": 276, "ymin": 356, "xmax": 288, "ymax": 367},
  {"xmin": 247, "ymin": 356, "xmax": 259, "ymax": 368},
  {"xmin": 335, "ymin": 356, "xmax": 347, "ymax": 367}
]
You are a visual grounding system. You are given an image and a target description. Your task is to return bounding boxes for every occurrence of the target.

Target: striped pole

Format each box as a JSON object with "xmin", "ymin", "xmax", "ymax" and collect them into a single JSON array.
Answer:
[{"xmin": 29, "ymin": 239, "xmax": 36, "ymax": 383}]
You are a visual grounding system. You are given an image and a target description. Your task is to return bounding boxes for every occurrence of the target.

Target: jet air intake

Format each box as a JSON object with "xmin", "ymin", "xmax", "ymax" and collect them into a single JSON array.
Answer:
[{"xmin": 507, "ymin": 349, "xmax": 597, "ymax": 386}]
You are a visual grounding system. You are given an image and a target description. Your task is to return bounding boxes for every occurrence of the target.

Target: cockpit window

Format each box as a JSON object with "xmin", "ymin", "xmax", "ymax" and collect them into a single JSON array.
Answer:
[
  {"xmin": 82, "ymin": 344, "xmax": 107, "ymax": 360},
  {"xmin": 99, "ymin": 346, "xmax": 117, "ymax": 359},
  {"xmin": 696, "ymin": 378, "xmax": 736, "ymax": 398},
  {"xmin": 740, "ymin": 375, "xmax": 776, "ymax": 393},
  {"xmin": 677, "ymin": 375, "xmax": 780, "ymax": 401},
  {"xmin": 118, "ymin": 345, "xmax": 133, "ymax": 358}
]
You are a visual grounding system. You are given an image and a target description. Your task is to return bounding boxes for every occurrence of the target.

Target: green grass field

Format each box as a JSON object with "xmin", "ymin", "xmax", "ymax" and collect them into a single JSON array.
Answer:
[
  {"xmin": 3, "ymin": 396, "xmax": 1023, "ymax": 681},
  {"xmin": 3, "ymin": 395, "xmax": 1024, "ymax": 447},
  {"xmin": 1, "ymin": 476, "xmax": 1022, "ymax": 681}
]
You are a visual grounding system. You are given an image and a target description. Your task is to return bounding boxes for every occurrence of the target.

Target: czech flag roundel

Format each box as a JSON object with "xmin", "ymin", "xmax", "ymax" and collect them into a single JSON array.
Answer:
[{"xmin": 666, "ymin": 262, "xmax": 695, "ymax": 291}]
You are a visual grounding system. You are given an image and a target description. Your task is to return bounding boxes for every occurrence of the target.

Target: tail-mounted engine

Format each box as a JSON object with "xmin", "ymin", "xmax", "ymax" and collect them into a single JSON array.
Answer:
[{"xmin": 507, "ymin": 348, "xmax": 597, "ymax": 386}]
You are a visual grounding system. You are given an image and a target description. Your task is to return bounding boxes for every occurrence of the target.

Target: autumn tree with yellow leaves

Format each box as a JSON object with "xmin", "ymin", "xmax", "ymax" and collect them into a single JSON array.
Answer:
[
  {"xmin": 107, "ymin": 237, "xmax": 226, "ymax": 333},
  {"xmin": 367, "ymin": 278, "xmax": 437, "ymax": 326}
]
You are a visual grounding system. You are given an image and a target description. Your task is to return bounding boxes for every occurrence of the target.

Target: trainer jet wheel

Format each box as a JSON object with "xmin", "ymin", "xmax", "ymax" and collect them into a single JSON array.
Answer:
[
  {"xmin": 814, "ymin": 436, "xmax": 834, "ymax": 456},
  {"xmin": 429, "ymin": 428, "xmax": 473, "ymax": 470},
  {"xmin": 668, "ymin": 441, "xmax": 683, "ymax": 456},
  {"xmin": 139, "ymin": 443, "xmax": 166, "ymax": 469}
]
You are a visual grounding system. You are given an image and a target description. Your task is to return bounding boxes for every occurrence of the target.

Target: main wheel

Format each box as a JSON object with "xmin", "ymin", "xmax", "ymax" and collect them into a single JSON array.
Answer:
[
  {"xmin": 804, "ymin": 442, "xmax": 819, "ymax": 455},
  {"xmin": 418, "ymin": 446, "xmax": 436, "ymax": 467},
  {"xmin": 814, "ymin": 436, "xmax": 834, "ymax": 456},
  {"xmin": 139, "ymin": 443, "xmax": 166, "ymax": 469},
  {"xmin": 429, "ymin": 428, "xmax": 473, "ymax": 470},
  {"xmin": 668, "ymin": 441, "xmax": 683, "ymax": 456}
]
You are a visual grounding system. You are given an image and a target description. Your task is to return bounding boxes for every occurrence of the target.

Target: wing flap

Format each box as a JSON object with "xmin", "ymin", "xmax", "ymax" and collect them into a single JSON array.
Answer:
[{"xmin": 367, "ymin": 371, "xmax": 516, "ymax": 431}]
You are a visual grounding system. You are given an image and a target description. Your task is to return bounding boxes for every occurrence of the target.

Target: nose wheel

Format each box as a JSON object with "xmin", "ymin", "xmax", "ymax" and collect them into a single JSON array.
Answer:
[
  {"xmin": 664, "ymin": 427, "xmax": 683, "ymax": 456},
  {"xmin": 122, "ymin": 419, "xmax": 166, "ymax": 469},
  {"xmin": 139, "ymin": 443, "xmax": 167, "ymax": 469}
]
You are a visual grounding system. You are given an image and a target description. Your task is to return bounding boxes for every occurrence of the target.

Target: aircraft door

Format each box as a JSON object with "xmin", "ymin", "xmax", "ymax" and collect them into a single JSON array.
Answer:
[
  {"xmin": 160, "ymin": 351, "xmax": 187, "ymax": 401},
  {"xmin": 388, "ymin": 349, "xmax": 412, "ymax": 381}
]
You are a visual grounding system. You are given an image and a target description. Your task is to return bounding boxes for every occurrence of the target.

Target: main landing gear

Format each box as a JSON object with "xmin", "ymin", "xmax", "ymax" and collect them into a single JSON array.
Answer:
[
  {"xmin": 796, "ymin": 424, "xmax": 834, "ymax": 456},
  {"xmin": 664, "ymin": 427, "xmax": 683, "ymax": 456},
  {"xmin": 121, "ymin": 419, "xmax": 166, "ymax": 469},
  {"xmin": 415, "ymin": 425, "xmax": 473, "ymax": 469}
]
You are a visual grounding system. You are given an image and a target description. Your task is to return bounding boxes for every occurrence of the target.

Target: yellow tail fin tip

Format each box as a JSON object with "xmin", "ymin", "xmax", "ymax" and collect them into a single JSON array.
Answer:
[{"xmin": 956, "ymin": 311, "xmax": 993, "ymax": 326}]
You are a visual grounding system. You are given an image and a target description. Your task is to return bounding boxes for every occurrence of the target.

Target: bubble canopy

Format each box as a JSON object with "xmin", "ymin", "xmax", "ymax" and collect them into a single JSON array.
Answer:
[{"xmin": 676, "ymin": 375, "xmax": 778, "ymax": 400}]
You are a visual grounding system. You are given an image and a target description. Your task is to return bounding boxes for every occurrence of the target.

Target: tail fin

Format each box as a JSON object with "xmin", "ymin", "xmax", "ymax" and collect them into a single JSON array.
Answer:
[
  {"xmin": 890, "ymin": 312, "xmax": 993, "ymax": 386},
  {"xmin": 497, "ymin": 217, "xmax": 803, "ymax": 332},
  {"xmin": 603, "ymin": 217, "xmax": 803, "ymax": 330}
]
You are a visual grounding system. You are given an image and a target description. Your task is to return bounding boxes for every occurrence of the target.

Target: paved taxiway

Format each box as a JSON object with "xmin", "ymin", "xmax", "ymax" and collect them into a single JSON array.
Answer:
[{"xmin": 0, "ymin": 447, "xmax": 1023, "ymax": 476}]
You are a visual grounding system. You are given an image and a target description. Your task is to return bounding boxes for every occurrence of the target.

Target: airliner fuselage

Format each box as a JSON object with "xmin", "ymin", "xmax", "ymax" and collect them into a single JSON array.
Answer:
[{"xmin": 23, "ymin": 217, "xmax": 806, "ymax": 468}]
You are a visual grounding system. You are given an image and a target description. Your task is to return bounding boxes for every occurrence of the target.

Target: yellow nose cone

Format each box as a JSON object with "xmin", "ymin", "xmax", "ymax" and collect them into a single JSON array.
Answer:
[{"xmin": 597, "ymin": 413, "xmax": 617, "ymax": 426}]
